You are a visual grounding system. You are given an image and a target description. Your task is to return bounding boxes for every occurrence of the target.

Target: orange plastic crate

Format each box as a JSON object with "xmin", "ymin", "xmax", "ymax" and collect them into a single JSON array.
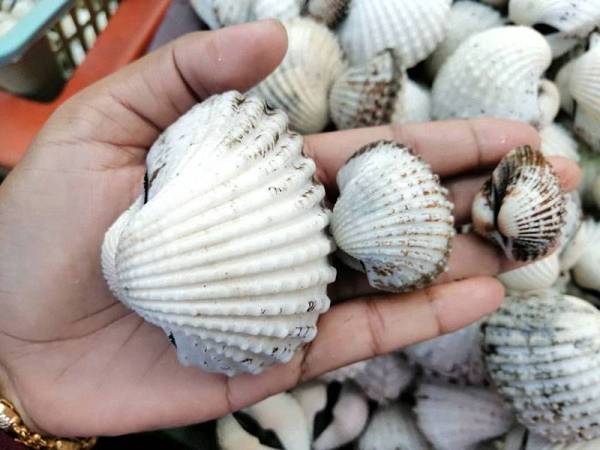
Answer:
[{"xmin": 0, "ymin": 0, "xmax": 172, "ymax": 168}]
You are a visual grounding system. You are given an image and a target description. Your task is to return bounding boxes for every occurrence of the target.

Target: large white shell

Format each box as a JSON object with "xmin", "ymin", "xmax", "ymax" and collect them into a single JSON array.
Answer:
[
  {"xmin": 307, "ymin": 0, "xmax": 350, "ymax": 27},
  {"xmin": 472, "ymin": 146, "xmax": 566, "ymax": 262},
  {"xmin": 509, "ymin": 0, "xmax": 600, "ymax": 57},
  {"xmin": 540, "ymin": 123, "xmax": 580, "ymax": 162},
  {"xmin": 415, "ymin": 379, "xmax": 515, "ymax": 450},
  {"xmin": 321, "ymin": 353, "xmax": 414, "ymax": 404},
  {"xmin": 357, "ymin": 403, "xmax": 431, "ymax": 450},
  {"xmin": 337, "ymin": 0, "xmax": 452, "ymax": 68},
  {"xmin": 432, "ymin": 26, "xmax": 553, "ymax": 126},
  {"xmin": 572, "ymin": 220, "xmax": 600, "ymax": 292},
  {"xmin": 404, "ymin": 321, "xmax": 486, "ymax": 384},
  {"xmin": 483, "ymin": 290, "xmax": 600, "ymax": 443},
  {"xmin": 331, "ymin": 140, "xmax": 455, "ymax": 292},
  {"xmin": 329, "ymin": 49, "xmax": 405, "ymax": 130},
  {"xmin": 101, "ymin": 91, "xmax": 336, "ymax": 377},
  {"xmin": 252, "ymin": 18, "xmax": 346, "ymax": 134},
  {"xmin": 217, "ymin": 392, "xmax": 310, "ymax": 450},
  {"xmin": 392, "ymin": 78, "xmax": 432, "ymax": 124},
  {"xmin": 499, "ymin": 253, "xmax": 561, "ymax": 292},
  {"xmin": 426, "ymin": 1, "xmax": 504, "ymax": 79}
]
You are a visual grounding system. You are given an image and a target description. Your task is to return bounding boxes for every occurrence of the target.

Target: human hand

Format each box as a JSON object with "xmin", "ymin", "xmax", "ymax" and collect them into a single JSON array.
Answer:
[{"xmin": 0, "ymin": 20, "xmax": 581, "ymax": 438}]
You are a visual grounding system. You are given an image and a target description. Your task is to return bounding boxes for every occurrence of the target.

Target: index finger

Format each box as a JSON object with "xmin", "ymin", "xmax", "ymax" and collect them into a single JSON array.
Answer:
[{"xmin": 304, "ymin": 118, "xmax": 540, "ymax": 191}]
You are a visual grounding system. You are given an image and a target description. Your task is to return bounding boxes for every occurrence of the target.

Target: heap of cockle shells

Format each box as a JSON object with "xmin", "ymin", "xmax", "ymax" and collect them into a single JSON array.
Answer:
[{"xmin": 101, "ymin": 0, "xmax": 600, "ymax": 448}]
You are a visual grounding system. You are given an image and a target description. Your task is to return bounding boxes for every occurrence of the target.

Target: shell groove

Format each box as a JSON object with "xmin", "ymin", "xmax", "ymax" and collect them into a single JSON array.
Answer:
[
  {"xmin": 483, "ymin": 290, "xmax": 600, "ymax": 443},
  {"xmin": 472, "ymin": 146, "xmax": 566, "ymax": 262},
  {"xmin": 252, "ymin": 18, "xmax": 346, "ymax": 134},
  {"xmin": 329, "ymin": 49, "xmax": 405, "ymax": 130},
  {"xmin": 432, "ymin": 26, "xmax": 552, "ymax": 126},
  {"xmin": 331, "ymin": 140, "xmax": 455, "ymax": 292},
  {"xmin": 101, "ymin": 91, "xmax": 336, "ymax": 376},
  {"xmin": 337, "ymin": 0, "xmax": 452, "ymax": 68}
]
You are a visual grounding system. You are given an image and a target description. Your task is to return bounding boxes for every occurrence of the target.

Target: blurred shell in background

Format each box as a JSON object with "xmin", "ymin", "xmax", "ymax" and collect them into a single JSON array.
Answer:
[
  {"xmin": 540, "ymin": 123, "xmax": 580, "ymax": 162},
  {"xmin": 307, "ymin": 0, "xmax": 350, "ymax": 28}
]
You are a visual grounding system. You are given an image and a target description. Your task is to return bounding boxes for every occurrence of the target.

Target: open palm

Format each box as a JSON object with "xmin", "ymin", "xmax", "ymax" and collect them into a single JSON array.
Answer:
[{"xmin": 0, "ymin": 20, "xmax": 581, "ymax": 438}]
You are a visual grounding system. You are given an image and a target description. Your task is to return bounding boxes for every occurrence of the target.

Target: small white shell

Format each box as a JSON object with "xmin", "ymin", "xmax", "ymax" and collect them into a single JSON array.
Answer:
[
  {"xmin": 357, "ymin": 403, "xmax": 431, "ymax": 450},
  {"xmin": 321, "ymin": 353, "xmax": 414, "ymax": 404},
  {"xmin": 540, "ymin": 123, "xmax": 580, "ymax": 162},
  {"xmin": 329, "ymin": 49, "xmax": 405, "ymax": 130},
  {"xmin": 252, "ymin": 18, "xmax": 346, "ymax": 134},
  {"xmin": 217, "ymin": 392, "xmax": 310, "ymax": 450},
  {"xmin": 426, "ymin": 1, "xmax": 504, "ymax": 79},
  {"xmin": 189, "ymin": 0, "xmax": 252, "ymax": 29},
  {"xmin": 538, "ymin": 80, "xmax": 562, "ymax": 127},
  {"xmin": 572, "ymin": 220, "xmax": 600, "ymax": 292},
  {"xmin": 252, "ymin": 0, "xmax": 303, "ymax": 21},
  {"xmin": 508, "ymin": 0, "xmax": 600, "ymax": 57},
  {"xmin": 332, "ymin": 140, "xmax": 455, "ymax": 292},
  {"xmin": 415, "ymin": 379, "xmax": 515, "ymax": 450},
  {"xmin": 101, "ymin": 91, "xmax": 336, "ymax": 377},
  {"xmin": 307, "ymin": 0, "xmax": 350, "ymax": 27},
  {"xmin": 337, "ymin": 0, "xmax": 452, "ymax": 67},
  {"xmin": 404, "ymin": 321, "xmax": 486, "ymax": 384},
  {"xmin": 472, "ymin": 146, "xmax": 566, "ymax": 262},
  {"xmin": 290, "ymin": 381, "xmax": 327, "ymax": 441},
  {"xmin": 432, "ymin": 26, "xmax": 552, "ymax": 126},
  {"xmin": 483, "ymin": 290, "xmax": 600, "ymax": 443},
  {"xmin": 392, "ymin": 78, "xmax": 433, "ymax": 124},
  {"xmin": 499, "ymin": 253, "xmax": 561, "ymax": 292},
  {"xmin": 313, "ymin": 383, "xmax": 370, "ymax": 450}
]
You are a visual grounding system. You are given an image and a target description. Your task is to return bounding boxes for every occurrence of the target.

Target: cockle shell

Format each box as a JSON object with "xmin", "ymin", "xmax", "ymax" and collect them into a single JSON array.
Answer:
[
  {"xmin": 329, "ymin": 49, "xmax": 405, "ymax": 130},
  {"xmin": 189, "ymin": 0, "xmax": 252, "ymax": 29},
  {"xmin": 426, "ymin": 1, "xmax": 504, "ymax": 79},
  {"xmin": 509, "ymin": 0, "xmax": 600, "ymax": 58},
  {"xmin": 404, "ymin": 321, "xmax": 486, "ymax": 384},
  {"xmin": 357, "ymin": 404, "xmax": 431, "ymax": 450},
  {"xmin": 331, "ymin": 140, "xmax": 455, "ymax": 292},
  {"xmin": 101, "ymin": 91, "xmax": 336, "ymax": 377},
  {"xmin": 472, "ymin": 146, "xmax": 566, "ymax": 262},
  {"xmin": 392, "ymin": 78, "xmax": 432, "ymax": 124},
  {"xmin": 414, "ymin": 379, "xmax": 515, "ymax": 450},
  {"xmin": 307, "ymin": 0, "xmax": 350, "ymax": 28},
  {"xmin": 498, "ymin": 253, "xmax": 561, "ymax": 292},
  {"xmin": 540, "ymin": 123, "xmax": 580, "ymax": 162},
  {"xmin": 483, "ymin": 290, "xmax": 600, "ymax": 442},
  {"xmin": 337, "ymin": 0, "xmax": 452, "ymax": 68},
  {"xmin": 252, "ymin": 18, "xmax": 346, "ymax": 134},
  {"xmin": 432, "ymin": 26, "xmax": 553, "ymax": 126},
  {"xmin": 572, "ymin": 220, "xmax": 600, "ymax": 292},
  {"xmin": 320, "ymin": 353, "xmax": 414, "ymax": 404},
  {"xmin": 217, "ymin": 392, "xmax": 310, "ymax": 450}
]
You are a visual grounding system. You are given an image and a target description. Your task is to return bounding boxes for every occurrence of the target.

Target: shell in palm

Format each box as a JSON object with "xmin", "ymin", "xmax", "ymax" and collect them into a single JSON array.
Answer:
[
  {"xmin": 337, "ymin": 0, "xmax": 452, "ymax": 68},
  {"xmin": 329, "ymin": 49, "xmax": 405, "ymax": 130},
  {"xmin": 331, "ymin": 140, "xmax": 455, "ymax": 292},
  {"xmin": 540, "ymin": 123, "xmax": 580, "ymax": 162},
  {"xmin": 414, "ymin": 379, "xmax": 515, "ymax": 450},
  {"xmin": 392, "ymin": 78, "xmax": 432, "ymax": 124},
  {"xmin": 483, "ymin": 290, "xmax": 600, "ymax": 443},
  {"xmin": 432, "ymin": 26, "xmax": 552, "ymax": 126},
  {"xmin": 307, "ymin": 0, "xmax": 350, "ymax": 27},
  {"xmin": 472, "ymin": 146, "xmax": 566, "ymax": 262},
  {"xmin": 252, "ymin": 18, "xmax": 346, "ymax": 134},
  {"xmin": 426, "ymin": 1, "xmax": 504, "ymax": 78},
  {"xmin": 509, "ymin": 0, "xmax": 600, "ymax": 57},
  {"xmin": 101, "ymin": 91, "xmax": 336, "ymax": 377}
]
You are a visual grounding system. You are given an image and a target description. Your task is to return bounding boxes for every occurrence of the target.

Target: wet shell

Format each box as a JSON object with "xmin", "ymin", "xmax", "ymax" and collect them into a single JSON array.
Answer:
[
  {"xmin": 101, "ymin": 91, "xmax": 336, "ymax": 377},
  {"xmin": 404, "ymin": 321, "xmax": 486, "ymax": 384},
  {"xmin": 189, "ymin": 0, "xmax": 252, "ymax": 29},
  {"xmin": 337, "ymin": 0, "xmax": 452, "ymax": 68},
  {"xmin": 217, "ymin": 392, "xmax": 310, "ymax": 450},
  {"xmin": 472, "ymin": 146, "xmax": 566, "ymax": 262},
  {"xmin": 572, "ymin": 220, "xmax": 600, "ymax": 292},
  {"xmin": 329, "ymin": 49, "xmax": 405, "ymax": 130},
  {"xmin": 252, "ymin": 0, "xmax": 303, "ymax": 21},
  {"xmin": 509, "ymin": 0, "xmax": 600, "ymax": 57},
  {"xmin": 498, "ymin": 253, "xmax": 560, "ymax": 292},
  {"xmin": 432, "ymin": 26, "xmax": 553, "ymax": 126},
  {"xmin": 307, "ymin": 0, "xmax": 350, "ymax": 28},
  {"xmin": 426, "ymin": 1, "xmax": 504, "ymax": 79},
  {"xmin": 483, "ymin": 290, "xmax": 600, "ymax": 443},
  {"xmin": 540, "ymin": 123, "xmax": 580, "ymax": 162},
  {"xmin": 252, "ymin": 18, "xmax": 346, "ymax": 134},
  {"xmin": 392, "ymin": 78, "xmax": 432, "ymax": 124},
  {"xmin": 357, "ymin": 403, "xmax": 431, "ymax": 450},
  {"xmin": 331, "ymin": 140, "xmax": 455, "ymax": 292},
  {"xmin": 321, "ymin": 353, "xmax": 414, "ymax": 404},
  {"xmin": 414, "ymin": 379, "xmax": 515, "ymax": 450}
]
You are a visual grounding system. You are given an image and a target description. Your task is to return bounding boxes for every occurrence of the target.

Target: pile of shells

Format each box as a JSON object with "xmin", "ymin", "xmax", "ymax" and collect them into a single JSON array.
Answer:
[{"xmin": 98, "ymin": 0, "xmax": 600, "ymax": 448}]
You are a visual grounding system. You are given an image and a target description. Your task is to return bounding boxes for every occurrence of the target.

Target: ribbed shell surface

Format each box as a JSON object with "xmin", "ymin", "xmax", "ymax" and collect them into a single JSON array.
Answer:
[
  {"xmin": 483, "ymin": 291, "xmax": 600, "ymax": 443},
  {"xmin": 337, "ymin": 0, "xmax": 452, "ymax": 68},
  {"xmin": 498, "ymin": 253, "xmax": 560, "ymax": 292},
  {"xmin": 432, "ymin": 26, "xmax": 552, "ymax": 126},
  {"xmin": 101, "ymin": 91, "xmax": 336, "ymax": 376},
  {"xmin": 331, "ymin": 141, "xmax": 455, "ymax": 293}
]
